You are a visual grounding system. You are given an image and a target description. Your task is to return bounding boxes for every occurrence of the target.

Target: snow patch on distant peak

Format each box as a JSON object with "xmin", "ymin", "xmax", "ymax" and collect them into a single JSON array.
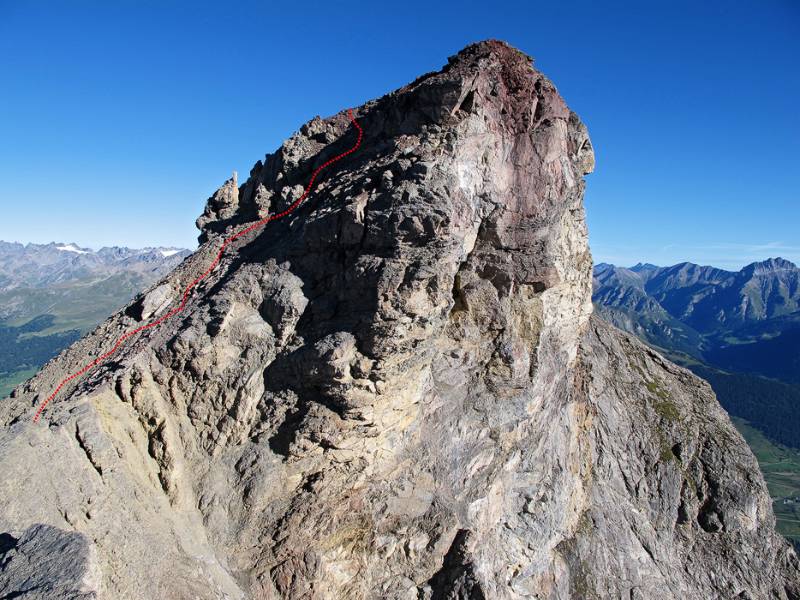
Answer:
[
  {"xmin": 160, "ymin": 249, "xmax": 181, "ymax": 257},
  {"xmin": 56, "ymin": 244, "xmax": 89, "ymax": 254}
]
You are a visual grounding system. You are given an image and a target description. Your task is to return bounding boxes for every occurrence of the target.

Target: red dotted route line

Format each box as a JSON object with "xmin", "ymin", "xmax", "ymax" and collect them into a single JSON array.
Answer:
[{"xmin": 33, "ymin": 110, "xmax": 363, "ymax": 423}]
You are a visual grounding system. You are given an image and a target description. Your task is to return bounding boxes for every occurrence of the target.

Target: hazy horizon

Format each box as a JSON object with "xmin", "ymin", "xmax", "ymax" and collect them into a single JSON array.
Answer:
[{"xmin": 2, "ymin": 236, "xmax": 797, "ymax": 273}]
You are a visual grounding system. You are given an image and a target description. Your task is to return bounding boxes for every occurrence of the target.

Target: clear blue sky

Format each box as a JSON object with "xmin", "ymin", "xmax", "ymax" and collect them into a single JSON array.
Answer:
[{"xmin": 1, "ymin": 1, "xmax": 798, "ymax": 270}]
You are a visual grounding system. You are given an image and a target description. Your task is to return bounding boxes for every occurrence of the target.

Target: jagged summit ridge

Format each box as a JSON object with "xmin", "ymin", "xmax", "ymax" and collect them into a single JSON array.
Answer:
[
  {"xmin": 196, "ymin": 40, "xmax": 593, "ymax": 245},
  {"xmin": 744, "ymin": 256, "xmax": 797, "ymax": 274},
  {"xmin": 1, "ymin": 40, "xmax": 798, "ymax": 599}
]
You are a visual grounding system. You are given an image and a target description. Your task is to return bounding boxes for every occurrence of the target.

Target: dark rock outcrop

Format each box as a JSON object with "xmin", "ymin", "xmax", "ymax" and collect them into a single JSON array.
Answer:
[{"xmin": 0, "ymin": 524, "xmax": 100, "ymax": 599}]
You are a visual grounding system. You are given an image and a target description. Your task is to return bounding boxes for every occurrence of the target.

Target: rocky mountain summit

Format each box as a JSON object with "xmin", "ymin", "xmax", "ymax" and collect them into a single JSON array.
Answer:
[{"xmin": 1, "ymin": 41, "xmax": 797, "ymax": 599}]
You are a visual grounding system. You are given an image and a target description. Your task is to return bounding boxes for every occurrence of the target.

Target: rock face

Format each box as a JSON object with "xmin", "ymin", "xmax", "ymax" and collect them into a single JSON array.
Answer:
[
  {"xmin": 0, "ymin": 524, "xmax": 101, "ymax": 599},
  {"xmin": 0, "ymin": 40, "xmax": 797, "ymax": 599}
]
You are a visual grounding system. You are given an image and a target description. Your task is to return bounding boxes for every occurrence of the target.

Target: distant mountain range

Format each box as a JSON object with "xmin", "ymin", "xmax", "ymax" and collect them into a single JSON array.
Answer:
[
  {"xmin": 0, "ymin": 241, "xmax": 188, "ymax": 292},
  {"xmin": 593, "ymin": 256, "xmax": 800, "ymax": 441},
  {"xmin": 0, "ymin": 241, "xmax": 190, "ymax": 397},
  {"xmin": 594, "ymin": 257, "xmax": 800, "ymax": 544},
  {"xmin": 593, "ymin": 257, "xmax": 800, "ymax": 383}
]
